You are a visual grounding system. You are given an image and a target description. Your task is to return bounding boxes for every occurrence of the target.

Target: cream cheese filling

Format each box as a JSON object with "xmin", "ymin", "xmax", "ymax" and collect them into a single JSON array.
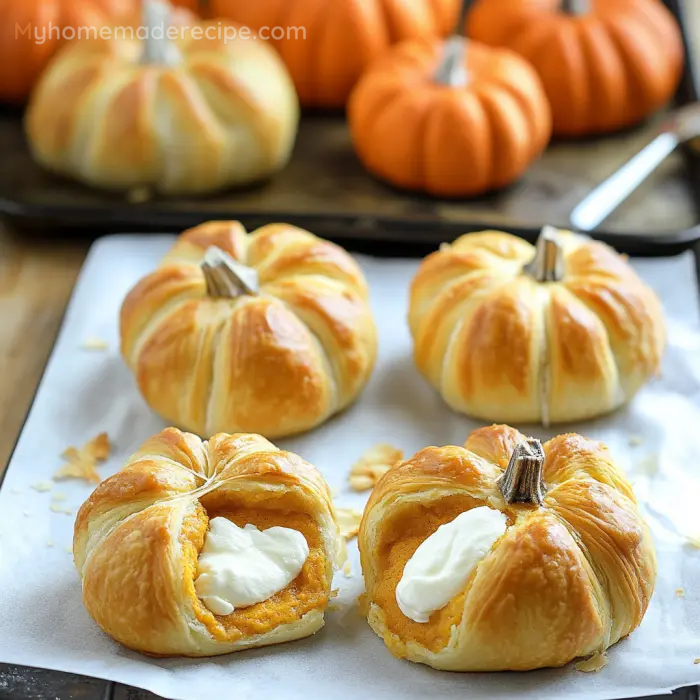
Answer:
[
  {"xmin": 396, "ymin": 507, "xmax": 507, "ymax": 623},
  {"xmin": 195, "ymin": 517, "xmax": 309, "ymax": 616}
]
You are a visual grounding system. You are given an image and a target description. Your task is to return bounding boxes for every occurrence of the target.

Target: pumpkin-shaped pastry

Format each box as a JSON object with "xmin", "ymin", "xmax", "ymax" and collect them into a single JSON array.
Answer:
[
  {"xmin": 359, "ymin": 424, "xmax": 657, "ymax": 671},
  {"xmin": 0, "ymin": 0, "xmax": 144, "ymax": 103},
  {"xmin": 74, "ymin": 428, "xmax": 342, "ymax": 656},
  {"xmin": 348, "ymin": 36, "xmax": 551, "ymax": 197},
  {"xmin": 467, "ymin": 0, "xmax": 683, "ymax": 136},
  {"xmin": 409, "ymin": 227, "xmax": 665, "ymax": 424},
  {"xmin": 25, "ymin": 1, "xmax": 298, "ymax": 195},
  {"xmin": 120, "ymin": 221, "xmax": 377, "ymax": 439},
  {"xmin": 209, "ymin": 0, "xmax": 459, "ymax": 107}
]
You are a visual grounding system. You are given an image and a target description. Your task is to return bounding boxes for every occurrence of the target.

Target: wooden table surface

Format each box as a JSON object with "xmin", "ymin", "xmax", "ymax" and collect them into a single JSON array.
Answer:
[{"xmin": 0, "ymin": 226, "xmax": 88, "ymax": 472}]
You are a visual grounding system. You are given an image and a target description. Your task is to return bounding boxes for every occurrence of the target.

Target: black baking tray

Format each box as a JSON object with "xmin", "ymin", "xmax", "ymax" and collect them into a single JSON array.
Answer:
[{"xmin": 1, "ymin": 1, "xmax": 700, "ymax": 257}]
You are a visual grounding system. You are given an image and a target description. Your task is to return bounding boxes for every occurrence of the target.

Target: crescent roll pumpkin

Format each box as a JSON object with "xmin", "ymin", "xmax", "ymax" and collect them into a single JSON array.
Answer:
[
  {"xmin": 25, "ymin": 2, "xmax": 299, "ymax": 195},
  {"xmin": 409, "ymin": 227, "xmax": 666, "ymax": 424},
  {"xmin": 359, "ymin": 424, "xmax": 657, "ymax": 671},
  {"xmin": 120, "ymin": 221, "xmax": 377, "ymax": 438},
  {"xmin": 74, "ymin": 428, "xmax": 342, "ymax": 656}
]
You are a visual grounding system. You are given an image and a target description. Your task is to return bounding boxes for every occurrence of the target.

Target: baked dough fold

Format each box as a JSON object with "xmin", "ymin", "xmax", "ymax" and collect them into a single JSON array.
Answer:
[
  {"xmin": 359, "ymin": 424, "xmax": 656, "ymax": 671},
  {"xmin": 409, "ymin": 229, "xmax": 666, "ymax": 424},
  {"xmin": 120, "ymin": 221, "xmax": 377, "ymax": 438},
  {"xmin": 74, "ymin": 428, "xmax": 341, "ymax": 657}
]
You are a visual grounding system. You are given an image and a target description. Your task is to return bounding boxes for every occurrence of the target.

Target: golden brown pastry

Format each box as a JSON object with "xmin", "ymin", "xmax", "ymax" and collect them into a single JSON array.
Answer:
[
  {"xmin": 120, "ymin": 221, "xmax": 377, "ymax": 438},
  {"xmin": 359, "ymin": 424, "xmax": 656, "ymax": 671},
  {"xmin": 25, "ymin": 2, "xmax": 299, "ymax": 195},
  {"xmin": 74, "ymin": 428, "xmax": 342, "ymax": 657},
  {"xmin": 409, "ymin": 227, "xmax": 666, "ymax": 424}
]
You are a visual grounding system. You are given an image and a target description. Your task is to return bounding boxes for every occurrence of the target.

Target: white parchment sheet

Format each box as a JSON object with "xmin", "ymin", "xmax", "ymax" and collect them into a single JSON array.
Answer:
[{"xmin": 0, "ymin": 235, "xmax": 699, "ymax": 700}]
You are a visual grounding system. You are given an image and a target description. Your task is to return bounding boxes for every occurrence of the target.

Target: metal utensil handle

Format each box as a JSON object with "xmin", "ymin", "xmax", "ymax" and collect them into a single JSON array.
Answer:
[{"xmin": 569, "ymin": 132, "xmax": 679, "ymax": 232}]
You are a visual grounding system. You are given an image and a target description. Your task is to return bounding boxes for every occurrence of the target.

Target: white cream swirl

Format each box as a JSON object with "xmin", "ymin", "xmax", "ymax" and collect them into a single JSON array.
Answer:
[
  {"xmin": 396, "ymin": 506, "xmax": 507, "ymax": 623},
  {"xmin": 195, "ymin": 517, "xmax": 309, "ymax": 616}
]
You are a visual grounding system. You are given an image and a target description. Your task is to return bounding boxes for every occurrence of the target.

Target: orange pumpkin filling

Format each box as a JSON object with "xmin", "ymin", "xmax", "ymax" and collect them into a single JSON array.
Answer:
[
  {"xmin": 180, "ymin": 491, "xmax": 329, "ymax": 642},
  {"xmin": 372, "ymin": 494, "xmax": 490, "ymax": 654}
]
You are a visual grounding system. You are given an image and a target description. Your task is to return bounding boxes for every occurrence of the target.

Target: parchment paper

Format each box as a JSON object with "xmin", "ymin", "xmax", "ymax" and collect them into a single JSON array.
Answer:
[{"xmin": 0, "ymin": 235, "xmax": 698, "ymax": 700}]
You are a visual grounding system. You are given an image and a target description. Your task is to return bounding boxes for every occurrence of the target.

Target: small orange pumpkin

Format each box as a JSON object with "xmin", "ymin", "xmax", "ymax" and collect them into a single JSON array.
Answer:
[
  {"xmin": 467, "ymin": 0, "xmax": 683, "ymax": 137},
  {"xmin": 0, "ymin": 0, "xmax": 197, "ymax": 103},
  {"xmin": 0, "ymin": 0, "xmax": 138, "ymax": 102},
  {"xmin": 208, "ymin": 0, "xmax": 459, "ymax": 108},
  {"xmin": 348, "ymin": 37, "xmax": 552, "ymax": 197}
]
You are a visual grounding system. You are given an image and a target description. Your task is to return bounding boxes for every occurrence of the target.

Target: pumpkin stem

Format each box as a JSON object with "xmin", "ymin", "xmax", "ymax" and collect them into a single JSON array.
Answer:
[
  {"xmin": 561, "ymin": 0, "xmax": 589, "ymax": 15},
  {"xmin": 434, "ymin": 0, "xmax": 473, "ymax": 87},
  {"xmin": 434, "ymin": 36, "xmax": 469, "ymax": 88},
  {"xmin": 524, "ymin": 226, "xmax": 565, "ymax": 283},
  {"xmin": 201, "ymin": 247, "xmax": 259, "ymax": 298},
  {"xmin": 499, "ymin": 439, "xmax": 546, "ymax": 506},
  {"xmin": 141, "ymin": 0, "xmax": 182, "ymax": 66}
]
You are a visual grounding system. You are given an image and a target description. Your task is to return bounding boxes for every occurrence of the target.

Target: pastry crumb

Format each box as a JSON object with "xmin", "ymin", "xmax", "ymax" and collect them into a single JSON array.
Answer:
[
  {"xmin": 54, "ymin": 433, "xmax": 111, "ymax": 483},
  {"xmin": 329, "ymin": 589, "xmax": 339, "ymax": 599},
  {"xmin": 349, "ymin": 444, "xmax": 403, "ymax": 492},
  {"xmin": 65, "ymin": 546, "xmax": 73, "ymax": 554},
  {"xmin": 32, "ymin": 480, "xmax": 54, "ymax": 493},
  {"xmin": 694, "ymin": 658, "xmax": 700, "ymax": 665},
  {"xmin": 81, "ymin": 336, "xmax": 109, "ymax": 351},
  {"xmin": 627, "ymin": 435, "xmax": 643, "ymax": 447},
  {"xmin": 328, "ymin": 603, "xmax": 342, "ymax": 612},
  {"xmin": 50, "ymin": 503, "xmax": 73, "ymax": 515},
  {"xmin": 51, "ymin": 492, "xmax": 67, "ymax": 502},
  {"xmin": 676, "ymin": 588, "xmax": 686, "ymax": 598},
  {"xmin": 342, "ymin": 560, "xmax": 353, "ymax": 578},
  {"xmin": 575, "ymin": 652, "xmax": 608, "ymax": 673},
  {"xmin": 336, "ymin": 507, "xmax": 362, "ymax": 540}
]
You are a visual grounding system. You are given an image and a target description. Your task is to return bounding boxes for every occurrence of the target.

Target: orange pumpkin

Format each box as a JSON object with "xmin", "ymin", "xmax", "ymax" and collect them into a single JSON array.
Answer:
[
  {"xmin": 467, "ymin": 0, "xmax": 683, "ymax": 137},
  {"xmin": 0, "ymin": 0, "xmax": 197, "ymax": 103},
  {"xmin": 208, "ymin": 0, "xmax": 460, "ymax": 107},
  {"xmin": 348, "ymin": 37, "xmax": 552, "ymax": 198},
  {"xmin": 0, "ymin": 0, "xmax": 138, "ymax": 102}
]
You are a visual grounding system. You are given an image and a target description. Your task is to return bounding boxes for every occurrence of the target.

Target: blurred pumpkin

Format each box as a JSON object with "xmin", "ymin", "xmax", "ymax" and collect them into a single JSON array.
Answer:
[
  {"xmin": 348, "ymin": 37, "xmax": 552, "ymax": 197},
  {"xmin": 0, "ymin": 0, "xmax": 138, "ymax": 103},
  {"xmin": 26, "ymin": 2, "xmax": 298, "ymax": 195},
  {"xmin": 208, "ymin": 0, "xmax": 460, "ymax": 108},
  {"xmin": 467, "ymin": 0, "xmax": 683, "ymax": 137},
  {"xmin": 0, "ymin": 0, "xmax": 198, "ymax": 103}
]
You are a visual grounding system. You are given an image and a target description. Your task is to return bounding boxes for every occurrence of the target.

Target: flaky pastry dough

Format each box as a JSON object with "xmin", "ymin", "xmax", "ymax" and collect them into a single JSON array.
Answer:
[
  {"xmin": 120, "ymin": 221, "xmax": 377, "ymax": 439},
  {"xmin": 359, "ymin": 424, "xmax": 657, "ymax": 671},
  {"xmin": 409, "ymin": 229, "xmax": 666, "ymax": 424},
  {"xmin": 74, "ymin": 428, "xmax": 342, "ymax": 657}
]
